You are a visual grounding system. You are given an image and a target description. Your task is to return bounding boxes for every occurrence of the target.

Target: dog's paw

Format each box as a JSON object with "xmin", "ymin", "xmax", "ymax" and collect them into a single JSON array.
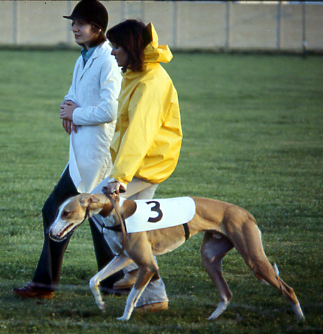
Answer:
[
  {"xmin": 116, "ymin": 316, "xmax": 129, "ymax": 321},
  {"xmin": 99, "ymin": 302, "xmax": 107, "ymax": 311}
]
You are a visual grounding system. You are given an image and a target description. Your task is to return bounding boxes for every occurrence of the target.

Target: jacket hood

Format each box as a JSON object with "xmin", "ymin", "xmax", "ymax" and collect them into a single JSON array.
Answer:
[{"xmin": 144, "ymin": 23, "xmax": 173, "ymax": 64}]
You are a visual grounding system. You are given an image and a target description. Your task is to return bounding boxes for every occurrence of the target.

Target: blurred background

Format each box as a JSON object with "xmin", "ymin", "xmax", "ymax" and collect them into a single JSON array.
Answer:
[{"xmin": 0, "ymin": 0, "xmax": 322, "ymax": 54}]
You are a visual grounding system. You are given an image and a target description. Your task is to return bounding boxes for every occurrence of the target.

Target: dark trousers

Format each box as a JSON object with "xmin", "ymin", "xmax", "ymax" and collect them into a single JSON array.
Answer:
[{"xmin": 32, "ymin": 167, "xmax": 122, "ymax": 290}]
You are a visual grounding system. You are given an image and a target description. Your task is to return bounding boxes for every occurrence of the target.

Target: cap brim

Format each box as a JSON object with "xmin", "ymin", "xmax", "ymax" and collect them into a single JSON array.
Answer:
[
  {"xmin": 63, "ymin": 15, "xmax": 91, "ymax": 25},
  {"xmin": 63, "ymin": 15, "xmax": 105, "ymax": 31},
  {"xmin": 63, "ymin": 15, "xmax": 82, "ymax": 20}
]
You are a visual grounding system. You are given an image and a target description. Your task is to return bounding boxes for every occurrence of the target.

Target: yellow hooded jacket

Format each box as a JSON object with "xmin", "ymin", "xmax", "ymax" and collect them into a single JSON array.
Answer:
[{"xmin": 110, "ymin": 23, "xmax": 182, "ymax": 187}]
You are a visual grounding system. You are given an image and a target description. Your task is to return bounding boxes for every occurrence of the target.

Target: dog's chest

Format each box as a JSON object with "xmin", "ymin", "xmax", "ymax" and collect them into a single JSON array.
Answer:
[{"xmin": 123, "ymin": 197, "xmax": 196, "ymax": 233}]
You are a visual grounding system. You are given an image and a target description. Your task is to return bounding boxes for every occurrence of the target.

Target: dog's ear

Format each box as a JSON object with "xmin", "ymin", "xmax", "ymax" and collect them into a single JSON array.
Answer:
[
  {"xmin": 88, "ymin": 195, "xmax": 102, "ymax": 210},
  {"xmin": 79, "ymin": 194, "xmax": 103, "ymax": 210},
  {"xmin": 79, "ymin": 194, "xmax": 97, "ymax": 208}
]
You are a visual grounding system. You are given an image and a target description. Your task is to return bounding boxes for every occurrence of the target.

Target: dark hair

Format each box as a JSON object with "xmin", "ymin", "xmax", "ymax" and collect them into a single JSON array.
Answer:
[
  {"xmin": 89, "ymin": 25, "xmax": 107, "ymax": 48},
  {"xmin": 107, "ymin": 20, "xmax": 152, "ymax": 72}
]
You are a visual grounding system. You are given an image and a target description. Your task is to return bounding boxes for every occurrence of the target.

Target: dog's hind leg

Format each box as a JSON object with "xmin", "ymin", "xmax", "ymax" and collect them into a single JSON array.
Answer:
[
  {"xmin": 229, "ymin": 219, "xmax": 305, "ymax": 321},
  {"xmin": 200, "ymin": 231, "xmax": 234, "ymax": 320},
  {"xmin": 90, "ymin": 255, "xmax": 133, "ymax": 311}
]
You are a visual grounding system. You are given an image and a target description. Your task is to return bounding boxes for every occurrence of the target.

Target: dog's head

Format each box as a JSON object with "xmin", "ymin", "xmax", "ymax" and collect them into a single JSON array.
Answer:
[{"xmin": 49, "ymin": 193, "xmax": 111, "ymax": 242}]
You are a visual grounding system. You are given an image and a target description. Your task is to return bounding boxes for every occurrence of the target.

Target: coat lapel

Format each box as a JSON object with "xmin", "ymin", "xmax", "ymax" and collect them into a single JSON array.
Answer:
[{"xmin": 79, "ymin": 47, "xmax": 100, "ymax": 80}]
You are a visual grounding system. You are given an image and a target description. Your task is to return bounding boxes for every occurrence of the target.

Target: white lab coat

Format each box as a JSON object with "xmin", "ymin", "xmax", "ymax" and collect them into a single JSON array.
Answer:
[{"xmin": 64, "ymin": 41, "xmax": 121, "ymax": 192}]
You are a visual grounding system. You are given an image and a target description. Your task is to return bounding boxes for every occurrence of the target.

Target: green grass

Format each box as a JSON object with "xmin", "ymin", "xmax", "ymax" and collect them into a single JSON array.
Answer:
[{"xmin": 0, "ymin": 49, "xmax": 322, "ymax": 333}]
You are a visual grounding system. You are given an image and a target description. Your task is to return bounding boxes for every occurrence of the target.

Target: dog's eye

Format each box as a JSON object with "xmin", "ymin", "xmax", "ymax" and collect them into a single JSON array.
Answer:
[{"xmin": 61, "ymin": 211, "xmax": 72, "ymax": 218}]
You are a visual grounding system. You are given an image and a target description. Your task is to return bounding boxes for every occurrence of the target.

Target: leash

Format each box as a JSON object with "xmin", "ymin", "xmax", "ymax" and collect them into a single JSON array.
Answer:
[
  {"xmin": 104, "ymin": 192, "xmax": 127, "ymax": 256},
  {"xmin": 81, "ymin": 206, "xmax": 91, "ymax": 226}
]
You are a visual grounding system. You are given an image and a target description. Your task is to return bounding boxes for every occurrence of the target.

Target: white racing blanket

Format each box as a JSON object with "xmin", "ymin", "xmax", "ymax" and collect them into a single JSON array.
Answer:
[{"xmin": 121, "ymin": 197, "xmax": 196, "ymax": 233}]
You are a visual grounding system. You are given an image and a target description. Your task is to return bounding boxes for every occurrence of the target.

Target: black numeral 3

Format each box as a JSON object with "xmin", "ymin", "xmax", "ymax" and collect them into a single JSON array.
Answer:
[{"xmin": 146, "ymin": 201, "xmax": 163, "ymax": 223}]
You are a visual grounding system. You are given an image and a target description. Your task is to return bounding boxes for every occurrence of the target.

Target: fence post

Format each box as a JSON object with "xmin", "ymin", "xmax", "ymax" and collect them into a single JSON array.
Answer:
[
  {"xmin": 66, "ymin": 0, "xmax": 72, "ymax": 45},
  {"xmin": 225, "ymin": 1, "xmax": 230, "ymax": 51},
  {"xmin": 121, "ymin": 1, "xmax": 126, "ymax": 21},
  {"xmin": 302, "ymin": 2, "xmax": 307, "ymax": 57},
  {"xmin": 141, "ymin": 1, "xmax": 145, "ymax": 22},
  {"xmin": 13, "ymin": 0, "xmax": 18, "ymax": 45},
  {"xmin": 276, "ymin": 1, "xmax": 281, "ymax": 50},
  {"xmin": 173, "ymin": 1, "xmax": 178, "ymax": 48}
]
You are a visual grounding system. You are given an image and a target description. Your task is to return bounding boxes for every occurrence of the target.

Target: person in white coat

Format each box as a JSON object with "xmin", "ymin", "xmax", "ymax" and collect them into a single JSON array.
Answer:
[{"xmin": 13, "ymin": 0, "xmax": 122, "ymax": 299}]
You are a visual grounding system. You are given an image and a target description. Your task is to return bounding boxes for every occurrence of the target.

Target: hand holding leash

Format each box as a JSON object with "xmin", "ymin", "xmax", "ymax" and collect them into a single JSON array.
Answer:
[{"xmin": 103, "ymin": 181, "xmax": 122, "ymax": 195}]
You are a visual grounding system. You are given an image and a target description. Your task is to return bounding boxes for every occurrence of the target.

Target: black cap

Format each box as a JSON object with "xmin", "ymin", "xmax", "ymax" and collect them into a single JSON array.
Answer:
[{"xmin": 63, "ymin": 0, "xmax": 108, "ymax": 33}]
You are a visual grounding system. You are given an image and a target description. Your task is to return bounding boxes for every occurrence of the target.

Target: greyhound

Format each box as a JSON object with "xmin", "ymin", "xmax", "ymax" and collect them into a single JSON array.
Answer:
[{"xmin": 49, "ymin": 193, "xmax": 305, "ymax": 322}]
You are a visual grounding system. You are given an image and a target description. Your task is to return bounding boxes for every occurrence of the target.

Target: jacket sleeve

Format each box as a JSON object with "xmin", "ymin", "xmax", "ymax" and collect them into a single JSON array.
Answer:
[
  {"xmin": 110, "ymin": 82, "xmax": 165, "ymax": 185},
  {"xmin": 72, "ymin": 57, "xmax": 121, "ymax": 125}
]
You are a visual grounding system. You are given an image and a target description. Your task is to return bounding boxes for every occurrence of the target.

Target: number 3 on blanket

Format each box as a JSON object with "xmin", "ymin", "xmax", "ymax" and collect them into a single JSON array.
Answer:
[
  {"xmin": 146, "ymin": 201, "xmax": 163, "ymax": 223},
  {"xmin": 124, "ymin": 197, "xmax": 196, "ymax": 233}
]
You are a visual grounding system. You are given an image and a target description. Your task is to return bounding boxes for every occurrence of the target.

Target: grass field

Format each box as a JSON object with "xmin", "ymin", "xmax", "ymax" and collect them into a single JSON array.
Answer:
[{"xmin": 0, "ymin": 49, "xmax": 322, "ymax": 333}]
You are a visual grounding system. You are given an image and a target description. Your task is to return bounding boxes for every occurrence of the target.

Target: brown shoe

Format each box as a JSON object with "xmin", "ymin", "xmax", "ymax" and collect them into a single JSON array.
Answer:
[
  {"xmin": 136, "ymin": 301, "xmax": 168, "ymax": 313},
  {"xmin": 12, "ymin": 282, "xmax": 54, "ymax": 299}
]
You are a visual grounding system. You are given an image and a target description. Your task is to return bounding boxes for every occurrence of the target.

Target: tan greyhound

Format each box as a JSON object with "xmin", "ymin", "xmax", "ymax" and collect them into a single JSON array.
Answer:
[{"xmin": 49, "ymin": 193, "xmax": 305, "ymax": 322}]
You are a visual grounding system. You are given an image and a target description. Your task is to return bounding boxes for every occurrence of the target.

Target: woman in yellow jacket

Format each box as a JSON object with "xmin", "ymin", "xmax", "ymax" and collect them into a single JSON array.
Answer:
[
  {"xmin": 105, "ymin": 20, "xmax": 182, "ymax": 196},
  {"xmin": 99, "ymin": 19, "xmax": 182, "ymax": 310}
]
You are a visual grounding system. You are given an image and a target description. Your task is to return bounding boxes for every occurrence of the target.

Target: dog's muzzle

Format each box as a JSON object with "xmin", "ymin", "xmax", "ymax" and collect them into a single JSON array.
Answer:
[{"xmin": 49, "ymin": 223, "xmax": 76, "ymax": 242}]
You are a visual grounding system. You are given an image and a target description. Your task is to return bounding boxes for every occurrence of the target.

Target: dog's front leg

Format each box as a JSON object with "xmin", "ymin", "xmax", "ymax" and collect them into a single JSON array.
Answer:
[
  {"xmin": 117, "ymin": 269, "xmax": 155, "ymax": 321},
  {"xmin": 90, "ymin": 255, "xmax": 133, "ymax": 311}
]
